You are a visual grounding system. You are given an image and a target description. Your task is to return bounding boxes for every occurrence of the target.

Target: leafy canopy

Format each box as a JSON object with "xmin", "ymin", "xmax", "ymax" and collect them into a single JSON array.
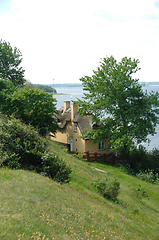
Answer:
[
  {"xmin": 1, "ymin": 87, "xmax": 58, "ymax": 136},
  {"xmin": 75, "ymin": 56, "xmax": 159, "ymax": 153},
  {"xmin": 0, "ymin": 39, "xmax": 25, "ymax": 87}
]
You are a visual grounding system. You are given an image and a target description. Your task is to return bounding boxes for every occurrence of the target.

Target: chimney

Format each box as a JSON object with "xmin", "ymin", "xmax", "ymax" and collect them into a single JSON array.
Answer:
[
  {"xmin": 71, "ymin": 103, "xmax": 78, "ymax": 120},
  {"xmin": 64, "ymin": 101, "xmax": 70, "ymax": 111}
]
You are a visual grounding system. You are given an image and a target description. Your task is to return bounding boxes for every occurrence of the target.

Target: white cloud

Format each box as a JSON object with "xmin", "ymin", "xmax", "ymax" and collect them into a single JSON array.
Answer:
[{"xmin": 0, "ymin": 0, "xmax": 159, "ymax": 83}]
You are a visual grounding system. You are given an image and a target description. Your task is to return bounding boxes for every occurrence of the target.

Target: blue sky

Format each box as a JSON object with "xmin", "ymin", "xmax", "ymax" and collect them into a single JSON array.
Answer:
[
  {"xmin": 0, "ymin": 0, "xmax": 11, "ymax": 14},
  {"xmin": 0, "ymin": 0, "xmax": 159, "ymax": 84}
]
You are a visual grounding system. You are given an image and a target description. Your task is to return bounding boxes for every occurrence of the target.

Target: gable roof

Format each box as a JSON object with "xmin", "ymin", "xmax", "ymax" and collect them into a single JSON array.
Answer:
[
  {"xmin": 72, "ymin": 114, "xmax": 94, "ymax": 133},
  {"xmin": 57, "ymin": 103, "xmax": 94, "ymax": 134},
  {"xmin": 57, "ymin": 107, "xmax": 71, "ymax": 128}
]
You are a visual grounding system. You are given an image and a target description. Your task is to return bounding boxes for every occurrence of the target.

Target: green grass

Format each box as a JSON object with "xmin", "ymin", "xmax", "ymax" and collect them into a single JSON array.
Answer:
[{"xmin": 0, "ymin": 141, "xmax": 159, "ymax": 240}]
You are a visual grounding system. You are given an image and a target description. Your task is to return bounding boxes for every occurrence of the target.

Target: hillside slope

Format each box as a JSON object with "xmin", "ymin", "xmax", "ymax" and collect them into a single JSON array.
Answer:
[{"xmin": 0, "ymin": 141, "xmax": 159, "ymax": 240}]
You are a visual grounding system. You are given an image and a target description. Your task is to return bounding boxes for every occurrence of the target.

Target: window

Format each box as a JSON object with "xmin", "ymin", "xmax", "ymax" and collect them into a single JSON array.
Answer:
[
  {"xmin": 98, "ymin": 141, "xmax": 105, "ymax": 151},
  {"xmin": 74, "ymin": 123, "xmax": 77, "ymax": 132}
]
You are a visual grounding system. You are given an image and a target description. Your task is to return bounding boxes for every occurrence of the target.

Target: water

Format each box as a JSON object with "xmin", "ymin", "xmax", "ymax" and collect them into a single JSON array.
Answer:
[
  {"xmin": 54, "ymin": 86, "xmax": 159, "ymax": 151},
  {"xmin": 54, "ymin": 87, "xmax": 85, "ymax": 109},
  {"xmin": 142, "ymin": 86, "xmax": 159, "ymax": 150}
]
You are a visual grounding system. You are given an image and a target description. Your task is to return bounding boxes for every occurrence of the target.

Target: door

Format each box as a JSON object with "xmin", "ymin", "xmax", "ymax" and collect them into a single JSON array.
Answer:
[
  {"xmin": 70, "ymin": 139, "xmax": 73, "ymax": 152},
  {"xmin": 67, "ymin": 138, "xmax": 73, "ymax": 152}
]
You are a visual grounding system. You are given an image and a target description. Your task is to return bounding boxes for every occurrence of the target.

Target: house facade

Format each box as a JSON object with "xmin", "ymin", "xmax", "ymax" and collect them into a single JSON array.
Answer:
[{"xmin": 51, "ymin": 101, "xmax": 109, "ymax": 154}]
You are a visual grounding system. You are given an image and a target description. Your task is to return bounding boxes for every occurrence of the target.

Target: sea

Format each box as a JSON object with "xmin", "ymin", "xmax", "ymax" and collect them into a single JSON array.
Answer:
[{"xmin": 53, "ymin": 85, "xmax": 159, "ymax": 151}]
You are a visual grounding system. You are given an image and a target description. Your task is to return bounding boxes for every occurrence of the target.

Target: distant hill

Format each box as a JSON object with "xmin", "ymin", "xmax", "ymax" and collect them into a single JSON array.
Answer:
[
  {"xmin": 33, "ymin": 84, "xmax": 57, "ymax": 93},
  {"xmin": 24, "ymin": 82, "xmax": 57, "ymax": 93}
]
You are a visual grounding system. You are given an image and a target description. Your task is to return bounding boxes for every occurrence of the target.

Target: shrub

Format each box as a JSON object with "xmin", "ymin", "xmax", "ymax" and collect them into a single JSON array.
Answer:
[
  {"xmin": 92, "ymin": 177, "xmax": 120, "ymax": 202},
  {"xmin": 133, "ymin": 184, "xmax": 148, "ymax": 199},
  {"xmin": 118, "ymin": 145, "xmax": 159, "ymax": 175},
  {"xmin": 128, "ymin": 145, "xmax": 151, "ymax": 173},
  {"xmin": 73, "ymin": 153, "xmax": 85, "ymax": 161},
  {"xmin": 136, "ymin": 170, "xmax": 159, "ymax": 184},
  {"xmin": 0, "ymin": 114, "xmax": 46, "ymax": 168},
  {"xmin": 149, "ymin": 148, "xmax": 159, "ymax": 174},
  {"xmin": 0, "ymin": 114, "xmax": 72, "ymax": 183},
  {"xmin": 40, "ymin": 153, "xmax": 72, "ymax": 183},
  {"xmin": 118, "ymin": 145, "xmax": 156, "ymax": 174}
]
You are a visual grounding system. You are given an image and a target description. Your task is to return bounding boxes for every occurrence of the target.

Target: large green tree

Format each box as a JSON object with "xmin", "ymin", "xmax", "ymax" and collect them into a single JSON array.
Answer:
[
  {"xmin": 75, "ymin": 56, "xmax": 159, "ymax": 156},
  {"xmin": 1, "ymin": 87, "xmax": 58, "ymax": 136},
  {"xmin": 0, "ymin": 39, "xmax": 25, "ymax": 87}
]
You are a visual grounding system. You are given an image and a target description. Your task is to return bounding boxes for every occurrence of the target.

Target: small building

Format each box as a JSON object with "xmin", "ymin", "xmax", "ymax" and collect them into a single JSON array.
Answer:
[{"xmin": 51, "ymin": 101, "xmax": 109, "ymax": 154}]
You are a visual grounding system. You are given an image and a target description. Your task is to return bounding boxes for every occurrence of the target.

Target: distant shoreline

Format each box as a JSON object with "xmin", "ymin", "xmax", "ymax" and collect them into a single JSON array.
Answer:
[{"xmin": 54, "ymin": 93, "xmax": 70, "ymax": 95}]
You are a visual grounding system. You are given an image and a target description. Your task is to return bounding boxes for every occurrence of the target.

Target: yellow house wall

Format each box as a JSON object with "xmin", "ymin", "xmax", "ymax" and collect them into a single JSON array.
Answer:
[
  {"xmin": 51, "ymin": 122, "xmax": 72, "ymax": 144},
  {"xmin": 51, "ymin": 121, "xmax": 109, "ymax": 154},
  {"xmin": 85, "ymin": 140, "xmax": 109, "ymax": 154},
  {"xmin": 51, "ymin": 121, "xmax": 85, "ymax": 152},
  {"xmin": 72, "ymin": 124, "xmax": 86, "ymax": 153},
  {"xmin": 51, "ymin": 130, "xmax": 68, "ymax": 143}
]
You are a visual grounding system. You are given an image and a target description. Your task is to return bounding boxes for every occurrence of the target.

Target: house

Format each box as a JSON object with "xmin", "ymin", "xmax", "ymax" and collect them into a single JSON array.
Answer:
[{"xmin": 51, "ymin": 101, "xmax": 109, "ymax": 154}]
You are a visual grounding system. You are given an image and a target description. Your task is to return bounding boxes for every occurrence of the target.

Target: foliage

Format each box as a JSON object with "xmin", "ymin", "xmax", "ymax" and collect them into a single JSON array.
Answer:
[
  {"xmin": 0, "ymin": 78, "xmax": 17, "ymax": 109},
  {"xmin": 0, "ymin": 114, "xmax": 71, "ymax": 183},
  {"xmin": 92, "ymin": 177, "xmax": 120, "ymax": 201},
  {"xmin": 117, "ymin": 145, "xmax": 159, "ymax": 174},
  {"xmin": 33, "ymin": 84, "xmax": 57, "ymax": 93},
  {"xmin": 40, "ymin": 153, "xmax": 72, "ymax": 183},
  {"xmin": 73, "ymin": 152, "xmax": 85, "ymax": 160},
  {"xmin": 1, "ymin": 87, "xmax": 58, "ymax": 136},
  {"xmin": 0, "ymin": 39, "xmax": 25, "ymax": 87},
  {"xmin": 75, "ymin": 56, "xmax": 159, "ymax": 157},
  {"xmin": 119, "ymin": 144, "xmax": 150, "ymax": 173},
  {"xmin": 0, "ymin": 114, "xmax": 47, "ymax": 168},
  {"xmin": 24, "ymin": 81, "xmax": 57, "ymax": 93},
  {"xmin": 0, "ymin": 78, "xmax": 16, "ymax": 93},
  {"xmin": 136, "ymin": 170, "xmax": 159, "ymax": 184},
  {"xmin": 133, "ymin": 184, "xmax": 148, "ymax": 199},
  {"xmin": 149, "ymin": 148, "xmax": 159, "ymax": 173}
]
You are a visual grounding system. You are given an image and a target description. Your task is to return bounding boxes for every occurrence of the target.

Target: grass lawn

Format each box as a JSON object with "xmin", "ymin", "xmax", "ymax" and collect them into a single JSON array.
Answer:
[{"xmin": 0, "ymin": 141, "xmax": 159, "ymax": 240}]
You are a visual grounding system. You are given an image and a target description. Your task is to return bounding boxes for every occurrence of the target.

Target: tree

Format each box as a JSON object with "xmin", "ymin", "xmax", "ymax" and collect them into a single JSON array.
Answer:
[
  {"xmin": 75, "ymin": 56, "xmax": 159, "ymax": 157},
  {"xmin": 1, "ymin": 87, "xmax": 58, "ymax": 136},
  {"xmin": 0, "ymin": 39, "xmax": 25, "ymax": 87},
  {"xmin": 0, "ymin": 78, "xmax": 17, "ymax": 110}
]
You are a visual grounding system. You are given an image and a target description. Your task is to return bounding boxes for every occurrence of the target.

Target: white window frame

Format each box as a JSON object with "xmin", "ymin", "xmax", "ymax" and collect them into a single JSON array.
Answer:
[{"xmin": 98, "ymin": 141, "xmax": 105, "ymax": 151}]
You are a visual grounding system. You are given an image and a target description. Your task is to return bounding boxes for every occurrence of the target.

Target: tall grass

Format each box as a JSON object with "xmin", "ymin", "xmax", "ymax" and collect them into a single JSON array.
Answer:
[{"xmin": 0, "ymin": 140, "xmax": 159, "ymax": 239}]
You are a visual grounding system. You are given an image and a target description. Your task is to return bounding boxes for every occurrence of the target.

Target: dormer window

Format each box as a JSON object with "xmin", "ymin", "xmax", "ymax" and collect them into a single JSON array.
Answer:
[{"xmin": 74, "ymin": 123, "xmax": 77, "ymax": 132}]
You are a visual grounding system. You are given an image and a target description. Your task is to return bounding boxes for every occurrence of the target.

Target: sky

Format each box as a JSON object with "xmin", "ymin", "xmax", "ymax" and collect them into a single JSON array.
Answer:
[{"xmin": 0, "ymin": 0, "xmax": 159, "ymax": 84}]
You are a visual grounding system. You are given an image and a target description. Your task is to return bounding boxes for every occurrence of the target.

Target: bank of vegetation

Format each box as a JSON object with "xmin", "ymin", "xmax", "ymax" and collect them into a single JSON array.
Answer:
[
  {"xmin": 0, "ymin": 138, "xmax": 159, "ymax": 239},
  {"xmin": 25, "ymin": 82, "xmax": 57, "ymax": 93},
  {"xmin": 0, "ymin": 39, "xmax": 159, "ymax": 239}
]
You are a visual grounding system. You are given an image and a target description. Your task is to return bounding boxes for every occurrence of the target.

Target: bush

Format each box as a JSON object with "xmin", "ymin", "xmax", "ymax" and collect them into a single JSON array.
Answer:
[
  {"xmin": 0, "ymin": 114, "xmax": 46, "ymax": 168},
  {"xmin": 92, "ymin": 177, "xmax": 120, "ymax": 202},
  {"xmin": 118, "ymin": 145, "xmax": 158, "ymax": 174},
  {"xmin": 73, "ymin": 152, "xmax": 85, "ymax": 161},
  {"xmin": 133, "ymin": 184, "xmax": 148, "ymax": 199},
  {"xmin": 149, "ymin": 148, "xmax": 159, "ymax": 174},
  {"xmin": 40, "ymin": 153, "xmax": 72, "ymax": 183},
  {"xmin": 128, "ymin": 145, "xmax": 151, "ymax": 172},
  {"xmin": 136, "ymin": 170, "xmax": 159, "ymax": 184},
  {"xmin": 0, "ymin": 114, "xmax": 72, "ymax": 183}
]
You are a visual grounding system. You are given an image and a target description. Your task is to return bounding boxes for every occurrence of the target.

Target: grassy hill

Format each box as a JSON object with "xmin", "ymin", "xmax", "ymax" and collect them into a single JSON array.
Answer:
[{"xmin": 0, "ymin": 140, "xmax": 159, "ymax": 240}]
